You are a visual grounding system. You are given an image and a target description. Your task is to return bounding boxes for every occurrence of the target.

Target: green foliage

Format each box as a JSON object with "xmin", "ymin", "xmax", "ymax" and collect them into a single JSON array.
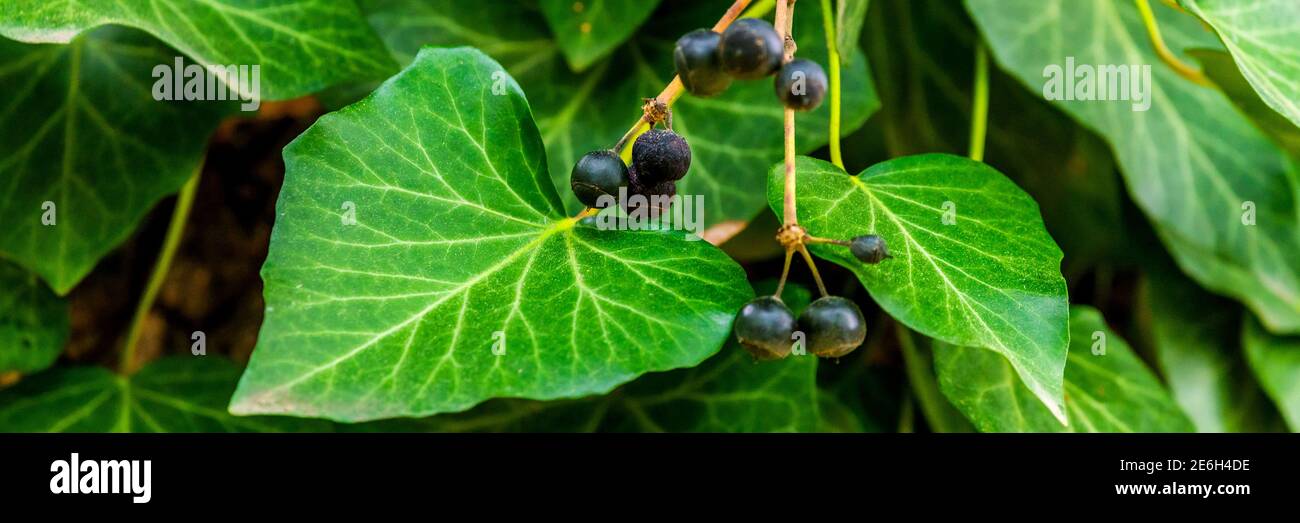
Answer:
[
  {"xmin": 1180, "ymin": 0, "xmax": 1300, "ymax": 129},
  {"xmin": 1242, "ymin": 318, "xmax": 1300, "ymax": 431},
  {"xmin": 355, "ymin": 0, "xmax": 879, "ymax": 227},
  {"xmin": 0, "ymin": 0, "xmax": 395, "ymax": 99},
  {"xmin": 768, "ymin": 154, "xmax": 1070, "ymax": 423},
  {"xmin": 967, "ymin": 0, "xmax": 1300, "ymax": 333},
  {"xmin": 229, "ymin": 48, "xmax": 752, "ymax": 422},
  {"xmin": 0, "ymin": 28, "xmax": 231, "ymax": 293},
  {"xmin": 539, "ymin": 0, "xmax": 662, "ymax": 71},
  {"xmin": 936, "ymin": 307, "xmax": 1195, "ymax": 433},
  {"xmin": 0, "ymin": 357, "xmax": 327, "ymax": 432},
  {"xmin": 0, "ymin": 262, "xmax": 67, "ymax": 374}
]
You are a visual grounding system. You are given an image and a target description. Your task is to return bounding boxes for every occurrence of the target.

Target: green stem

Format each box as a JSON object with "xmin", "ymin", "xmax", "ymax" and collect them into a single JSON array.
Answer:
[
  {"xmin": 1134, "ymin": 0, "xmax": 1211, "ymax": 86},
  {"xmin": 968, "ymin": 43, "xmax": 989, "ymax": 162},
  {"xmin": 819, "ymin": 0, "xmax": 844, "ymax": 169},
  {"xmin": 742, "ymin": 0, "xmax": 776, "ymax": 18},
  {"xmin": 120, "ymin": 169, "xmax": 201, "ymax": 374},
  {"xmin": 897, "ymin": 326, "xmax": 961, "ymax": 433}
]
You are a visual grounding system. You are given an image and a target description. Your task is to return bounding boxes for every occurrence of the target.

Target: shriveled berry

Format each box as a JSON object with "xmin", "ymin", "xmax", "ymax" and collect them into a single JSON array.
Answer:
[
  {"xmin": 850, "ymin": 234, "xmax": 891, "ymax": 264},
  {"xmin": 626, "ymin": 177, "xmax": 676, "ymax": 219},
  {"xmin": 570, "ymin": 150, "xmax": 628, "ymax": 208},
  {"xmin": 719, "ymin": 18, "xmax": 784, "ymax": 80},
  {"xmin": 632, "ymin": 129, "xmax": 691, "ymax": 184},
  {"xmin": 798, "ymin": 296, "xmax": 866, "ymax": 359},
  {"xmin": 734, "ymin": 296, "xmax": 797, "ymax": 360},
  {"xmin": 674, "ymin": 29, "xmax": 732, "ymax": 97},
  {"xmin": 774, "ymin": 58, "xmax": 827, "ymax": 111}
]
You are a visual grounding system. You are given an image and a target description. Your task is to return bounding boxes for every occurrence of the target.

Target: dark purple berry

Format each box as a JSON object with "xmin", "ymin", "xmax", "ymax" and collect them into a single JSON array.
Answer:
[
  {"xmin": 674, "ymin": 29, "xmax": 732, "ymax": 97},
  {"xmin": 718, "ymin": 18, "xmax": 783, "ymax": 80},
  {"xmin": 850, "ymin": 234, "xmax": 891, "ymax": 264},
  {"xmin": 798, "ymin": 296, "xmax": 866, "ymax": 359},
  {"xmin": 774, "ymin": 58, "xmax": 827, "ymax": 111},
  {"xmin": 570, "ymin": 150, "xmax": 628, "ymax": 208},
  {"xmin": 734, "ymin": 296, "xmax": 797, "ymax": 360},
  {"xmin": 632, "ymin": 129, "xmax": 691, "ymax": 184}
]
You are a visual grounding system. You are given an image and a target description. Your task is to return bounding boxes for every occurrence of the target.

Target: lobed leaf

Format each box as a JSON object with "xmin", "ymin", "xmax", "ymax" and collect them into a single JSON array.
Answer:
[
  {"xmin": 767, "ymin": 154, "xmax": 1070, "ymax": 423},
  {"xmin": 0, "ymin": 28, "xmax": 231, "ymax": 293},
  {"xmin": 229, "ymin": 48, "xmax": 751, "ymax": 422}
]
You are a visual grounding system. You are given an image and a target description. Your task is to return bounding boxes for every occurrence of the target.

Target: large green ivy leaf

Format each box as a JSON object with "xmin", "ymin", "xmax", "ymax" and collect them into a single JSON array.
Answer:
[
  {"xmin": 1242, "ymin": 318, "xmax": 1300, "ymax": 431},
  {"xmin": 0, "ymin": 262, "xmax": 67, "ymax": 374},
  {"xmin": 229, "ymin": 48, "xmax": 751, "ymax": 422},
  {"xmin": 1181, "ymin": 0, "xmax": 1300, "ymax": 129},
  {"xmin": 936, "ymin": 307, "xmax": 1195, "ymax": 432},
  {"xmin": 1145, "ymin": 265, "xmax": 1283, "ymax": 432},
  {"xmin": 0, "ymin": 28, "xmax": 231, "ymax": 293},
  {"xmin": 357, "ymin": 0, "xmax": 878, "ymax": 227},
  {"xmin": 539, "ymin": 0, "xmax": 661, "ymax": 71},
  {"xmin": 767, "ymin": 154, "xmax": 1070, "ymax": 423},
  {"xmin": 347, "ymin": 283, "xmax": 819, "ymax": 432},
  {"xmin": 0, "ymin": 357, "xmax": 326, "ymax": 432},
  {"xmin": 0, "ymin": 0, "xmax": 395, "ymax": 99},
  {"xmin": 967, "ymin": 0, "xmax": 1300, "ymax": 333}
]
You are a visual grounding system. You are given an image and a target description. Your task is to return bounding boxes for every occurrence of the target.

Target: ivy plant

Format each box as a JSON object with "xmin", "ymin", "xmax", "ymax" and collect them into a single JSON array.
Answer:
[{"xmin": 0, "ymin": 0, "xmax": 1297, "ymax": 434}]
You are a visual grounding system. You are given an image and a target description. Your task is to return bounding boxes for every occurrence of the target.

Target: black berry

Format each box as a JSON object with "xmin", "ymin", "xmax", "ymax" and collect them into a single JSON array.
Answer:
[
  {"xmin": 570, "ymin": 150, "xmax": 628, "ymax": 208},
  {"xmin": 718, "ymin": 18, "xmax": 783, "ymax": 80},
  {"xmin": 734, "ymin": 296, "xmax": 797, "ymax": 360},
  {"xmin": 674, "ymin": 29, "xmax": 732, "ymax": 97},
  {"xmin": 774, "ymin": 58, "xmax": 827, "ymax": 111},
  {"xmin": 625, "ymin": 166, "xmax": 676, "ymax": 219},
  {"xmin": 632, "ymin": 129, "xmax": 691, "ymax": 184},
  {"xmin": 798, "ymin": 296, "xmax": 866, "ymax": 359},
  {"xmin": 850, "ymin": 234, "xmax": 891, "ymax": 264}
]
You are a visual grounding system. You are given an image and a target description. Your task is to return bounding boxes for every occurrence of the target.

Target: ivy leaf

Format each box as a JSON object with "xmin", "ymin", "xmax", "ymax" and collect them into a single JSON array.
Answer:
[
  {"xmin": 350, "ymin": 283, "xmax": 818, "ymax": 432},
  {"xmin": 1243, "ymin": 318, "xmax": 1300, "ymax": 431},
  {"xmin": 356, "ymin": 0, "xmax": 879, "ymax": 227},
  {"xmin": 966, "ymin": 0, "xmax": 1300, "ymax": 333},
  {"xmin": 767, "ymin": 154, "xmax": 1070, "ymax": 423},
  {"xmin": 539, "ymin": 0, "xmax": 662, "ymax": 72},
  {"xmin": 0, "ymin": 262, "xmax": 67, "ymax": 375},
  {"xmin": 1192, "ymin": 49, "xmax": 1300, "ymax": 157},
  {"xmin": 0, "ymin": 28, "xmax": 231, "ymax": 293},
  {"xmin": 936, "ymin": 307, "xmax": 1195, "ymax": 433},
  {"xmin": 229, "ymin": 48, "xmax": 751, "ymax": 422},
  {"xmin": 0, "ymin": 357, "xmax": 326, "ymax": 432},
  {"xmin": 0, "ymin": 0, "xmax": 395, "ymax": 99},
  {"xmin": 1144, "ymin": 264, "xmax": 1284, "ymax": 432},
  {"xmin": 1181, "ymin": 0, "xmax": 1300, "ymax": 129}
]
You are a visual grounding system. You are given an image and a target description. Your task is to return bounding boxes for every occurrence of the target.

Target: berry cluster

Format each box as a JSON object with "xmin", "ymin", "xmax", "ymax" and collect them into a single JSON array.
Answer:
[
  {"xmin": 569, "ymin": 127, "xmax": 690, "ymax": 217},
  {"xmin": 675, "ymin": 19, "xmax": 828, "ymax": 111},
  {"xmin": 735, "ymin": 234, "xmax": 892, "ymax": 361}
]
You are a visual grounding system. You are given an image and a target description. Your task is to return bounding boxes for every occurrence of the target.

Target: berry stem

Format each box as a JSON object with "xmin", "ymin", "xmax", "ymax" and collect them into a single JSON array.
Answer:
[
  {"xmin": 612, "ymin": 0, "xmax": 755, "ymax": 157},
  {"xmin": 774, "ymin": 247, "xmax": 795, "ymax": 299},
  {"xmin": 120, "ymin": 167, "xmax": 201, "ymax": 375},
  {"xmin": 776, "ymin": 0, "xmax": 798, "ymax": 227},
  {"xmin": 968, "ymin": 42, "xmax": 989, "ymax": 162},
  {"xmin": 1134, "ymin": 0, "xmax": 1212, "ymax": 87},
  {"xmin": 796, "ymin": 244, "xmax": 829, "ymax": 297},
  {"xmin": 806, "ymin": 235, "xmax": 850, "ymax": 247},
  {"xmin": 818, "ymin": 0, "xmax": 844, "ymax": 170}
]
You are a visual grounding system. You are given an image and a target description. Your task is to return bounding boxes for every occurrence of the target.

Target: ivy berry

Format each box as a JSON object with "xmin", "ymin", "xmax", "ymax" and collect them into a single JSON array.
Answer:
[
  {"xmin": 632, "ymin": 129, "xmax": 691, "ymax": 184},
  {"xmin": 718, "ymin": 18, "xmax": 784, "ymax": 80},
  {"xmin": 674, "ymin": 29, "xmax": 732, "ymax": 97},
  {"xmin": 570, "ymin": 150, "xmax": 629, "ymax": 208},
  {"xmin": 734, "ymin": 296, "xmax": 797, "ymax": 360},
  {"xmin": 850, "ymin": 234, "xmax": 892, "ymax": 264},
  {"xmin": 799, "ymin": 296, "xmax": 867, "ymax": 358},
  {"xmin": 774, "ymin": 58, "xmax": 828, "ymax": 111}
]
